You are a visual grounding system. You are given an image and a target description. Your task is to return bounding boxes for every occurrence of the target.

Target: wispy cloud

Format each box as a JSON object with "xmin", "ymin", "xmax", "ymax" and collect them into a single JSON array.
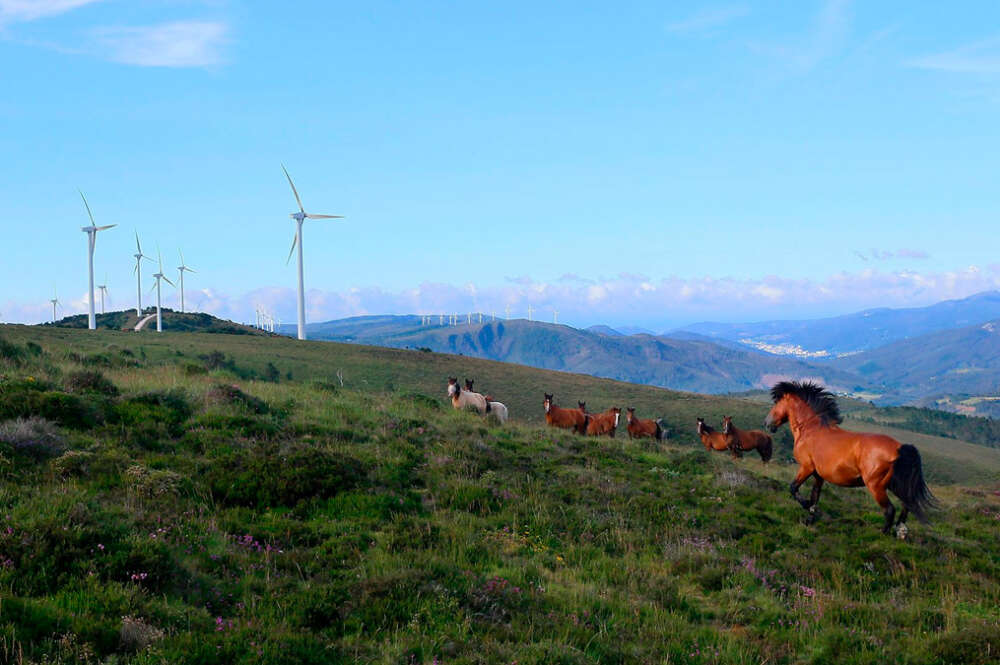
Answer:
[
  {"xmin": 854, "ymin": 248, "xmax": 930, "ymax": 262},
  {"xmin": 908, "ymin": 36, "xmax": 1000, "ymax": 74},
  {"xmin": 667, "ymin": 5, "xmax": 749, "ymax": 34},
  {"xmin": 750, "ymin": 0, "xmax": 852, "ymax": 72},
  {"xmin": 0, "ymin": 0, "xmax": 99, "ymax": 24},
  {"xmin": 92, "ymin": 20, "xmax": 228, "ymax": 67}
]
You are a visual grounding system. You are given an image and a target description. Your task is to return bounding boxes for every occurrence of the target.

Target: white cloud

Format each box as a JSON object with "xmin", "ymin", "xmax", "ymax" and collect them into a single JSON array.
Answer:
[
  {"xmin": 92, "ymin": 20, "xmax": 227, "ymax": 67},
  {"xmin": 666, "ymin": 5, "xmax": 749, "ymax": 34},
  {"xmin": 908, "ymin": 36, "xmax": 1000, "ymax": 74},
  {"xmin": 853, "ymin": 248, "xmax": 931, "ymax": 262},
  {"xmin": 0, "ymin": 0, "xmax": 99, "ymax": 24}
]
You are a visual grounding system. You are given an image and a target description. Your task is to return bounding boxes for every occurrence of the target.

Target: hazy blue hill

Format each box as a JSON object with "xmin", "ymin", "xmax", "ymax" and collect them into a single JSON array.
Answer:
[
  {"xmin": 674, "ymin": 290, "xmax": 1000, "ymax": 356},
  {"xmin": 585, "ymin": 324, "xmax": 624, "ymax": 336},
  {"xmin": 832, "ymin": 319, "xmax": 1000, "ymax": 404},
  {"xmin": 304, "ymin": 316, "xmax": 860, "ymax": 394}
]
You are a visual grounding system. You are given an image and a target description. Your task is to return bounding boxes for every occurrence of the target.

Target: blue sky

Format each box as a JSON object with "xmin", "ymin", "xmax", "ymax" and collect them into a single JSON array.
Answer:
[{"xmin": 2, "ymin": 0, "xmax": 1000, "ymax": 329}]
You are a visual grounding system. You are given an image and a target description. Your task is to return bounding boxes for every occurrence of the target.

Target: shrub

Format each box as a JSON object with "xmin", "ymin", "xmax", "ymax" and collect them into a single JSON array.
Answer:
[
  {"xmin": 119, "ymin": 616, "xmax": 165, "ymax": 652},
  {"xmin": 51, "ymin": 449, "xmax": 95, "ymax": 477},
  {"xmin": 113, "ymin": 390, "xmax": 191, "ymax": 437},
  {"xmin": 124, "ymin": 464, "xmax": 184, "ymax": 497},
  {"xmin": 205, "ymin": 444, "xmax": 366, "ymax": 509},
  {"xmin": 0, "ymin": 336, "xmax": 25, "ymax": 366},
  {"xmin": 181, "ymin": 361, "xmax": 208, "ymax": 376},
  {"xmin": 0, "ymin": 388, "xmax": 102, "ymax": 429},
  {"xmin": 205, "ymin": 383, "xmax": 269, "ymax": 414},
  {"xmin": 0, "ymin": 417, "xmax": 65, "ymax": 457},
  {"xmin": 65, "ymin": 370, "xmax": 119, "ymax": 396}
]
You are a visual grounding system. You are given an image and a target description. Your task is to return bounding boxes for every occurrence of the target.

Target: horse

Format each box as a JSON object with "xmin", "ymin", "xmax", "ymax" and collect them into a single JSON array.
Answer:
[
  {"xmin": 447, "ymin": 377, "xmax": 487, "ymax": 415},
  {"xmin": 586, "ymin": 407, "xmax": 621, "ymax": 437},
  {"xmin": 722, "ymin": 416, "xmax": 773, "ymax": 463},
  {"xmin": 765, "ymin": 381, "xmax": 935, "ymax": 534},
  {"xmin": 465, "ymin": 379, "xmax": 475, "ymax": 392},
  {"xmin": 625, "ymin": 407, "xmax": 664, "ymax": 441},
  {"xmin": 484, "ymin": 395, "xmax": 509, "ymax": 424},
  {"xmin": 544, "ymin": 394, "xmax": 589, "ymax": 434},
  {"xmin": 696, "ymin": 418, "xmax": 734, "ymax": 456}
]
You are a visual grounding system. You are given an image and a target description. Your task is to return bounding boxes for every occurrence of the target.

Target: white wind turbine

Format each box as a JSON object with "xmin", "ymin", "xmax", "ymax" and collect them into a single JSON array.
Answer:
[
  {"xmin": 49, "ymin": 288, "xmax": 61, "ymax": 323},
  {"xmin": 150, "ymin": 249, "xmax": 175, "ymax": 333},
  {"xmin": 79, "ymin": 191, "xmax": 116, "ymax": 330},
  {"xmin": 176, "ymin": 250, "xmax": 196, "ymax": 314},
  {"xmin": 132, "ymin": 232, "xmax": 152, "ymax": 316},
  {"xmin": 97, "ymin": 273, "xmax": 110, "ymax": 315},
  {"xmin": 282, "ymin": 165, "xmax": 344, "ymax": 341}
]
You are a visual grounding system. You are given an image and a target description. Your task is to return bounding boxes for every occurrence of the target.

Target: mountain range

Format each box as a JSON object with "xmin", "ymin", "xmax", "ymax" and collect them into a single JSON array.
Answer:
[{"xmin": 295, "ymin": 291, "xmax": 1000, "ymax": 417}]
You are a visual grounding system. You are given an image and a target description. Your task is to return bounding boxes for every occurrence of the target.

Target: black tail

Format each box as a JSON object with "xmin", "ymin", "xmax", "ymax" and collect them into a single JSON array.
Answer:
[
  {"xmin": 758, "ymin": 435, "xmax": 773, "ymax": 463},
  {"xmin": 888, "ymin": 444, "xmax": 936, "ymax": 523},
  {"xmin": 655, "ymin": 418, "xmax": 665, "ymax": 441}
]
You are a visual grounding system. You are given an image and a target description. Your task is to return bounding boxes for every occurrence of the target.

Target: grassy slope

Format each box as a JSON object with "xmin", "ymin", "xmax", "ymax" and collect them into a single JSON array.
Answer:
[{"xmin": 1, "ymin": 326, "xmax": 999, "ymax": 664}]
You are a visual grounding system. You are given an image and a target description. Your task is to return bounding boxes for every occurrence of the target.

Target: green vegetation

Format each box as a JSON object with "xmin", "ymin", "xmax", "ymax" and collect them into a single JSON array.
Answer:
[
  {"xmin": 847, "ymin": 404, "xmax": 1000, "ymax": 449},
  {"xmin": 0, "ymin": 326, "xmax": 998, "ymax": 664},
  {"xmin": 48, "ymin": 309, "xmax": 266, "ymax": 336}
]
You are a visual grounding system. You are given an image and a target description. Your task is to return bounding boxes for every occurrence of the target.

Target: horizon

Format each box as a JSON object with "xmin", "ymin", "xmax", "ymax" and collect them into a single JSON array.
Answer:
[{"xmin": 4, "ymin": 1, "xmax": 1000, "ymax": 328}]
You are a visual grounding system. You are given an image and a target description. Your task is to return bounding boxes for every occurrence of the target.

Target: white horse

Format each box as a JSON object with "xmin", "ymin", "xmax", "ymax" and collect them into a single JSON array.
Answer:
[
  {"xmin": 485, "ymin": 398, "xmax": 509, "ymax": 424},
  {"xmin": 447, "ymin": 377, "xmax": 487, "ymax": 415}
]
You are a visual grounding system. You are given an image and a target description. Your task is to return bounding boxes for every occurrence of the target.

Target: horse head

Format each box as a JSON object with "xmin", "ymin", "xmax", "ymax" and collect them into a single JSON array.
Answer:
[
  {"xmin": 611, "ymin": 407, "xmax": 621, "ymax": 427},
  {"xmin": 722, "ymin": 416, "xmax": 733, "ymax": 434},
  {"xmin": 696, "ymin": 417, "xmax": 706, "ymax": 435},
  {"xmin": 578, "ymin": 401, "xmax": 587, "ymax": 413},
  {"xmin": 764, "ymin": 399, "xmax": 789, "ymax": 432},
  {"xmin": 447, "ymin": 377, "xmax": 459, "ymax": 397},
  {"xmin": 544, "ymin": 393, "xmax": 554, "ymax": 413},
  {"xmin": 626, "ymin": 407, "xmax": 636, "ymax": 423},
  {"xmin": 465, "ymin": 379, "xmax": 474, "ymax": 392}
]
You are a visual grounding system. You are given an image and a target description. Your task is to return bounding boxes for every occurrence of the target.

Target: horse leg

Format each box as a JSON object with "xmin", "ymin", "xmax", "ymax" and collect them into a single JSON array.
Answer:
[
  {"xmin": 867, "ymin": 485, "xmax": 896, "ymax": 534},
  {"xmin": 789, "ymin": 465, "xmax": 815, "ymax": 511},
  {"xmin": 805, "ymin": 477, "xmax": 825, "ymax": 525}
]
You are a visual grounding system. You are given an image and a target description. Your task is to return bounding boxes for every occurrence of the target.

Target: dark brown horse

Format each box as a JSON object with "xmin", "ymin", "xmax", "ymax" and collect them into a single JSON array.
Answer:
[
  {"xmin": 544, "ymin": 394, "xmax": 589, "ymax": 434},
  {"xmin": 626, "ymin": 407, "xmax": 664, "ymax": 441},
  {"xmin": 696, "ymin": 418, "xmax": 733, "ymax": 455},
  {"xmin": 586, "ymin": 407, "xmax": 621, "ymax": 437},
  {"xmin": 722, "ymin": 416, "xmax": 773, "ymax": 463},
  {"xmin": 765, "ymin": 381, "xmax": 935, "ymax": 534}
]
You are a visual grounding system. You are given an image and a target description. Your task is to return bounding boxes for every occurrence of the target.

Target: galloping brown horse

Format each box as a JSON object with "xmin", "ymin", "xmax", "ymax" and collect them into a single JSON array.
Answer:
[
  {"xmin": 696, "ymin": 418, "xmax": 733, "ymax": 455},
  {"xmin": 722, "ymin": 416, "xmax": 773, "ymax": 463},
  {"xmin": 626, "ymin": 407, "xmax": 664, "ymax": 441},
  {"xmin": 586, "ymin": 407, "xmax": 621, "ymax": 437},
  {"xmin": 544, "ymin": 394, "xmax": 589, "ymax": 434},
  {"xmin": 765, "ymin": 381, "xmax": 935, "ymax": 534}
]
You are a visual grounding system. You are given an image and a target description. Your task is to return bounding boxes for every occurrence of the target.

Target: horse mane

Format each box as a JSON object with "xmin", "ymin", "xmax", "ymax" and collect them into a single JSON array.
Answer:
[{"xmin": 770, "ymin": 381, "xmax": 842, "ymax": 426}]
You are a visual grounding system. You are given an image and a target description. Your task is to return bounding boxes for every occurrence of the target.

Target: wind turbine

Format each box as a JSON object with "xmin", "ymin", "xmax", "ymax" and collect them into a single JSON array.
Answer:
[
  {"xmin": 49, "ymin": 288, "xmax": 61, "ymax": 323},
  {"xmin": 527, "ymin": 304, "xmax": 533, "ymax": 321},
  {"xmin": 133, "ymin": 233, "xmax": 151, "ymax": 316},
  {"xmin": 176, "ymin": 250, "xmax": 196, "ymax": 314},
  {"xmin": 552, "ymin": 309, "xmax": 559, "ymax": 325},
  {"xmin": 282, "ymin": 165, "xmax": 343, "ymax": 341},
  {"xmin": 97, "ymin": 273, "xmax": 109, "ymax": 315},
  {"xmin": 150, "ymin": 249, "xmax": 175, "ymax": 333},
  {"xmin": 79, "ymin": 191, "xmax": 116, "ymax": 330}
]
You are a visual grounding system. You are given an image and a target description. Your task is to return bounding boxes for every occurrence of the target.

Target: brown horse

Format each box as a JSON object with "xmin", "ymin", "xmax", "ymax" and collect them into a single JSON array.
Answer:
[
  {"xmin": 765, "ymin": 381, "xmax": 935, "ymax": 534},
  {"xmin": 448, "ymin": 377, "xmax": 487, "ymax": 415},
  {"xmin": 696, "ymin": 418, "xmax": 733, "ymax": 456},
  {"xmin": 586, "ymin": 407, "xmax": 621, "ymax": 437},
  {"xmin": 544, "ymin": 394, "xmax": 589, "ymax": 434},
  {"xmin": 722, "ymin": 416, "xmax": 773, "ymax": 463},
  {"xmin": 626, "ymin": 407, "xmax": 664, "ymax": 441}
]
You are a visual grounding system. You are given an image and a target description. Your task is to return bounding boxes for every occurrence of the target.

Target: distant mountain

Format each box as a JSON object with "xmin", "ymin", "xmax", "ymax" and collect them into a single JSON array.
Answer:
[
  {"xmin": 673, "ymin": 291, "xmax": 1000, "ymax": 357},
  {"xmin": 303, "ymin": 316, "xmax": 859, "ymax": 395},
  {"xmin": 586, "ymin": 325, "xmax": 624, "ymax": 337},
  {"xmin": 830, "ymin": 319, "xmax": 1000, "ymax": 406}
]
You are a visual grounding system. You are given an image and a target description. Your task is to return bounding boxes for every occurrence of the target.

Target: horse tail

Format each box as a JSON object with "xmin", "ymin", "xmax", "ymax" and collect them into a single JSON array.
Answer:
[
  {"xmin": 579, "ymin": 414, "xmax": 591, "ymax": 435},
  {"xmin": 758, "ymin": 434, "xmax": 773, "ymax": 463},
  {"xmin": 888, "ymin": 444, "xmax": 936, "ymax": 523},
  {"xmin": 655, "ymin": 418, "xmax": 665, "ymax": 441}
]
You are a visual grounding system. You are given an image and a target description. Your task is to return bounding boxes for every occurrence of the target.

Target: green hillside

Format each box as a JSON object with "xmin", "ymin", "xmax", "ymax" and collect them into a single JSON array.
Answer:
[
  {"xmin": 49, "ymin": 309, "xmax": 266, "ymax": 336},
  {"xmin": 1, "ymin": 326, "xmax": 998, "ymax": 664}
]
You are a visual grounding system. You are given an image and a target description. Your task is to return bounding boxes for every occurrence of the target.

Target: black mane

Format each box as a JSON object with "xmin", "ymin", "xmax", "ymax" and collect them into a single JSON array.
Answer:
[{"xmin": 770, "ymin": 381, "xmax": 842, "ymax": 426}]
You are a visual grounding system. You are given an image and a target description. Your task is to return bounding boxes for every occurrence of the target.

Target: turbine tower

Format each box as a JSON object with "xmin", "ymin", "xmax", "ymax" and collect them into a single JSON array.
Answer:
[
  {"xmin": 97, "ymin": 274, "xmax": 109, "ymax": 315},
  {"xmin": 176, "ymin": 250, "xmax": 196, "ymax": 314},
  {"xmin": 282, "ymin": 165, "xmax": 343, "ymax": 341},
  {"xmin": 49, "ymin": 288, "xmax": 60, "ymax": 323},
  {"xmin": 133, "ymin": 233, "xmax": 151, "ymax": 316},
  {"xmin": 150, "ymin": 250, "xmax": 175, "ymax": 333},
  {"xmin": 79, "ymin": 191, "xmax": 116, "ymax": 330}
]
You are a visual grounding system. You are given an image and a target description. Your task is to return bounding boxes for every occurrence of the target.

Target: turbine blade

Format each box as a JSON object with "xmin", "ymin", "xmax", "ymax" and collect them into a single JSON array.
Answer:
[
  {"xmin": 79, "ymin": 190, "xmax": 96, "ymax": 226},
  {"xmin": 135, "ymin": 231, "xmax": 142, "ymax": 253},
  {"xmin": 282, "ymin": 164, "xmax": 305, "ymax": 213},
  {"xmin": 305, "ymin": 214, "xmax": 344, "ymax": 219},
  {"xmin": 96, "ymin": 224, "xmax": 116, "ymax": 231},
  {"xmin": 285, "ymin": 234, "xmax": 298, "ymax": 265},
  {"xmin": 163, "ymin": 276, "xmax": 176, "ymax": 288}
]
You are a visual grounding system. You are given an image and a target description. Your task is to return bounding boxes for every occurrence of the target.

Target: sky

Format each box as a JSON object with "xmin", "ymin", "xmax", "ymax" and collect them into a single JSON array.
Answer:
[{"xmin": 2, "ymin": 0, "xmax": 1000, "ymax": 330}]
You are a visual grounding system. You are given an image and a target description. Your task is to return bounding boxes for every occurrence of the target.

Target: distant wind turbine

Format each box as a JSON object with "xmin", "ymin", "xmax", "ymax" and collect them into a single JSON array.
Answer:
[
  {"xmin": 49, "ymin": 288, "xmax": 61, "ymax": 323},
  {"xmin": 133, "ymin": 232, "xmax": 151, "ymax": 316},
  {"xmin": 282, "ymin": 165, "xmax": 344, "ymax": 341},
  {"xmin": 552, "ymin": 309, "xmax": 559, "ymax": 324},
  {"xmin": 527, "ymin": 304, "xmax": 533, "ymax": 321},
  {"xmin": 176, "ymin": 250, "xmax": 196, "ymax": 313},
  {"xmin": 79, "ymin": 191, "xmax": 116, "ymax": 330},
  {"xmin": 97, "ymin": 273, "xmax": 109, "ymax": 315},
  {"xmin": 150, "ymin": 249, "xmax": 175, "ymax": 333}
]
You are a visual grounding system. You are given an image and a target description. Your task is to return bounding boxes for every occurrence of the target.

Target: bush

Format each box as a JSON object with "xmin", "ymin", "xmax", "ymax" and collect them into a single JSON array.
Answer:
[
  {"xmin": 205, "ymin": 444, "xmax": 366, "ymax": 509},
  {"xmin": 0, "ymin": 417, "xmax": 65, "ymax": 457},
  {"xmin": 65, "ymin": 370, "xmax": 119, "ymax": 396},
  {"xmin": 205, "ymin": 383, "xmax": 269, "ymax": 414},
  {"xmin": 0, "ymin": 388, "xmax": 103, "ymax": 429},
  {"xmin": 51, "ymin": 449, "xmax": 95, "ymax": 477}
]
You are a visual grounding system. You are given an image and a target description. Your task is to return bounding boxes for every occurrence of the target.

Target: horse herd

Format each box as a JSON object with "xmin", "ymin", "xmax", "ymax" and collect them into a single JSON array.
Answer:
[{"xmin": 447, "ymin": 377, "xmax": 936, "ymax": 535}]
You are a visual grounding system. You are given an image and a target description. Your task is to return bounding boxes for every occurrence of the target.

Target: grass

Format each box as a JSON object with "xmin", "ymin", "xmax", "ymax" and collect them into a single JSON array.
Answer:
[{"xmin": 0, "ymin": 325, "xmax": 998, "ymax": 664}]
